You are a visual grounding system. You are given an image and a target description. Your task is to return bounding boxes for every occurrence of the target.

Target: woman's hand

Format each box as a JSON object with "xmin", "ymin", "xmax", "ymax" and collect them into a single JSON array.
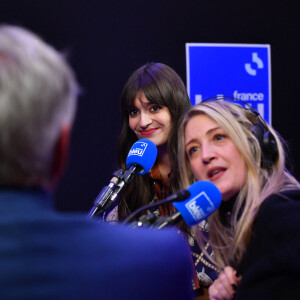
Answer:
[{"xmin": 208, "ymin": 266, "xmax": 241, "ymax": 300}]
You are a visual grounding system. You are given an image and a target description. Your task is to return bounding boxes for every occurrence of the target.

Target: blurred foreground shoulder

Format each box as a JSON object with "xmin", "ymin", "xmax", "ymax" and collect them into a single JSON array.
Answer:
[{"xmin": 79, "ymin": 218, "xmax": 195, "ymax": 300}]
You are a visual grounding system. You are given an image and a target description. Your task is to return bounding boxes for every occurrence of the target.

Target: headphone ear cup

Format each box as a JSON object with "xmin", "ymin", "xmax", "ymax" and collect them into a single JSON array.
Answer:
[
  {"xmin": 263, "ymin": 131, "xmax": 278, "ymax": 159},
  {"xmin": 252, "ymin": 123, "xmax": 265, "ymax": 149},
  {"xmin": 252, "ymin": 123, "xmax": 278, "ymax": 168}
]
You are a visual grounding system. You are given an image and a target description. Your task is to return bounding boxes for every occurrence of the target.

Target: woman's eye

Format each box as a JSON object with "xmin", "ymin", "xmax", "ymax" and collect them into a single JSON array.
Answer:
[
  {"xmin": 128, "ymin": 109, "xmax": 139, "ymax": 117},
  {"xmin": 187, "ymin": 146, "xmax": 199, "ymax": 157},
  {"xmin": 215, "ymin": 134, "xmax": 225, "ymax": 141},
  {"xmin": 150, "ymin": 105, "xmax": 162, "ymax": 112}
]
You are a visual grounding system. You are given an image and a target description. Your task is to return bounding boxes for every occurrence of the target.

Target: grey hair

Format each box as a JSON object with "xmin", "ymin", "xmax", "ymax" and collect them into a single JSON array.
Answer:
[{"xmin": 0, "ymin": 25, "xmax": 79, "ymax": 185}]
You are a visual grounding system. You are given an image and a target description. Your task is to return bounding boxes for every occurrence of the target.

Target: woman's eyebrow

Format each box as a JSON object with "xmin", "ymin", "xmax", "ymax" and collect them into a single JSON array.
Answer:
[{"xmin": 185, "ymin": 126, "xmax": 221, "ymax": 146}]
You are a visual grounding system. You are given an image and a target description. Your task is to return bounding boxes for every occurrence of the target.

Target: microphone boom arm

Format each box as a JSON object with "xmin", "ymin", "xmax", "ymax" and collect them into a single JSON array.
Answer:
[{"xmin": 88, "ymin": 169, "xmax": 125, "ymax": 218}]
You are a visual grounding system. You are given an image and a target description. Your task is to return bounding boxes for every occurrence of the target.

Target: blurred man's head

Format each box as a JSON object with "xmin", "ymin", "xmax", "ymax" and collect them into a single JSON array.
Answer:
[{"xmin": 0, "ymin": 25, "xmax": 79, "ymax": 189}]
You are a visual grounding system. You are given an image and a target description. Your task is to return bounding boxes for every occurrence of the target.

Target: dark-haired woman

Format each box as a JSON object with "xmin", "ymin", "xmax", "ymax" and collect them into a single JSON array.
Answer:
[{"xmin": 107, "ymin": 62, "xmax": 219, "ymax": 299}]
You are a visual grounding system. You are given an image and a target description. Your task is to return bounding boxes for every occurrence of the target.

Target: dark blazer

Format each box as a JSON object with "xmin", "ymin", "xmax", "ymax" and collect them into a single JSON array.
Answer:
[
  {"xmin": 0, "ymin": 188, "xmax": 194, "ymax": 300},
  {"xmin": 236, "ymin": 190, "xmax": 300, "ymax": 300}
]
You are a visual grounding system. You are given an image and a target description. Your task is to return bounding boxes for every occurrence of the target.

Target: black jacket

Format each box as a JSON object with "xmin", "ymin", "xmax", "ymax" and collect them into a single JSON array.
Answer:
[{"xmin": 236, "ymin": 190, "xmax": 300, "ymax": 300}]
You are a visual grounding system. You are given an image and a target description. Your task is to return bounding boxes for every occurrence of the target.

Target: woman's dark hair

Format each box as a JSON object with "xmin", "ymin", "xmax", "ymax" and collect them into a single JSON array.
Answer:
[{"xmin": 117, "ymin": 62, "xmax": 191, "ymax": 220}]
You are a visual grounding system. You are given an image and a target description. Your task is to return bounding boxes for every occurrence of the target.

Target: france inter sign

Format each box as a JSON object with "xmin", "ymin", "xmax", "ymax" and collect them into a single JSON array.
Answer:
[{"xmin": 186, "ymin": 43, "xmax": 272, "ymax": 124}]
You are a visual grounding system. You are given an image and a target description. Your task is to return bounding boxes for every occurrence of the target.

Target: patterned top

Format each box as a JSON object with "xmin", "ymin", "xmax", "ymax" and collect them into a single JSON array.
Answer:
[
  {"xmin": 188, "ymin": 221, "xmax": 220, "ymax": 288},
  {"xmin": 148, "ymin": 163, "xmax": 220, "ymax": 290}
]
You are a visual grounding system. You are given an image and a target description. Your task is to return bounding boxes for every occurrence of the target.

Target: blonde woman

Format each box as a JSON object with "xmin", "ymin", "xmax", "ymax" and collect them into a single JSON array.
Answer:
[{"xmin": 178, "ymin": 100, "xmax": 300, "ymax": 300}]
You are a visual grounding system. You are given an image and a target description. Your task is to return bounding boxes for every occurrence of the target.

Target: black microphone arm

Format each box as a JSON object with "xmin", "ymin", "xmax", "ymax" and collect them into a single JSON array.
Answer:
[
  {"xmin": 153, "ymin": 211, "xmax": 182, "ymax": 229},
  {"xmin": 88, "ymin": 169, "xmax": 124, "ymax": 218},
  {"xmin": 123, "ymin": 189, "xmax": 191, "ymax": 226},
  {"xmin": 88, "ymin": 165, "xmax": 140, "ymax": 219}
]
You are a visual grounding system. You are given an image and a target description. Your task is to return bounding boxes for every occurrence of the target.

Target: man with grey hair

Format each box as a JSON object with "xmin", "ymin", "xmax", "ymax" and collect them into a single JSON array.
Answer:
[{"xmin": 0, "ymin": 25, "xmax": 194, "ymax": 299}]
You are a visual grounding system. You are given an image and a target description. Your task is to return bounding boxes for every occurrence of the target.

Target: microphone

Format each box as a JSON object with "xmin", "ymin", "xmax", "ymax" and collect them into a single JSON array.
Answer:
[
  {"xmin": 123, "ymin": 189, "xmax": 191, "ymax": 225},
  {"xmin": 89, "ymin": 139, "xmax": 157, "ymax": 218},
  {"xmin": 153, "ymin": 181, "xmax": 222, "ymax": 229},
  {"xmin": 125, "ymin": 139, "xmax": 157, "ymax": 175}
]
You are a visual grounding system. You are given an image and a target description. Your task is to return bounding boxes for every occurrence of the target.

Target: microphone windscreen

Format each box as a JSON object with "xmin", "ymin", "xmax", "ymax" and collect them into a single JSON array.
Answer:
[
  {"xmin": 173, "ymin": 181, "xmax": 222, "ymax": 226},
  {"xmin": 126, "ymin": 139, "xmax": 157, "ymax": 175}
]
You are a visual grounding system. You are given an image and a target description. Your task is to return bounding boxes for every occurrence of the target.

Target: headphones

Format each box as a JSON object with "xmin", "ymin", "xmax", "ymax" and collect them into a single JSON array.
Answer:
[{"xmin": 201, "ymin": 96, "xmax": 279, "ymax": 169}]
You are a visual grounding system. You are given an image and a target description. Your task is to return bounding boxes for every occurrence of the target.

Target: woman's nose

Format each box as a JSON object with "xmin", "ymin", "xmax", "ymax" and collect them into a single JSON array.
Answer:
[
  {"xmin": 201, "ymin": 143, "xmax": 216, "ymax": 164},
  {"xmin": 139, "ymin": 112, "xmax": 152, "ymax": 128}
]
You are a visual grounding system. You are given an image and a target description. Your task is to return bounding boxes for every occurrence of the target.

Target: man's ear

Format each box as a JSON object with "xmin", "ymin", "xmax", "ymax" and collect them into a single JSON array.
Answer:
[{"xmin": 51, "ymin": 125, "xmax": 72, "ymax": 186}]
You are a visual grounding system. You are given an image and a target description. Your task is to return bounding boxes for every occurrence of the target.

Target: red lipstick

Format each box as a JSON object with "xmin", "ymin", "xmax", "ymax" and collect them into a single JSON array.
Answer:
[{"xmin": 139, "ymin": 128, "xmax": 157, "ymax": 136}]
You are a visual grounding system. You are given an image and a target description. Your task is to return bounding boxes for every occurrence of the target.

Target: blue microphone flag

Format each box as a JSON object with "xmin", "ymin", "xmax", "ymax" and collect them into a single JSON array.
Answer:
[
  {"xmin": 126, "ymin": 139, "xmax": 157, "ymax": 175},
  {"xmin": 173, "ymin": 181, "xmax": 222, "ymax": 226}
]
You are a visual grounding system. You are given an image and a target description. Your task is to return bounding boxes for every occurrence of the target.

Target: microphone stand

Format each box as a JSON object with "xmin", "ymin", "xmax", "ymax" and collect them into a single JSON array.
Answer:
[
  {"xmin": 153, "ymin": 211, "xmax": 182, "ymax": 229},
  {"xmin": 128, "ymin": 213, "xmax": 160, "ymax": 229},
  {"xmin": 123, "ymin": 190, "xmax": 190, "ymax": 226},
  {"xmin": 88, "ymin": 169, "xmax": 125, "ymax": 218},
  {"xmin": 89, "ymin": 165, "xmax": 142, "ymax": 219}
]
